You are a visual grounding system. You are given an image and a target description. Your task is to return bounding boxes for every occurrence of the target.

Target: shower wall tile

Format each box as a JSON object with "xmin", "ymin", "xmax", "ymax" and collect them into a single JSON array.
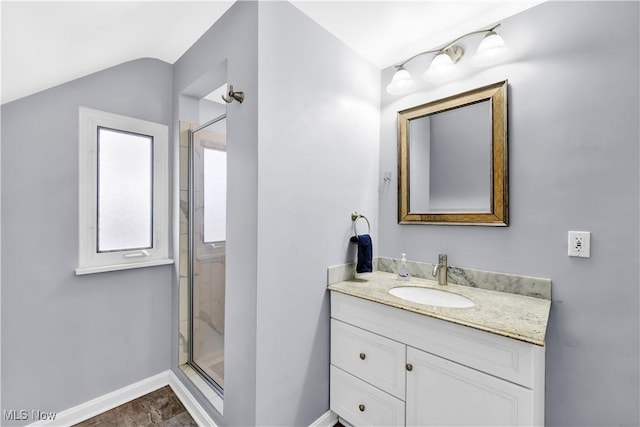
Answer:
[
  {"xmin": 179, "ymin": 319, "xmax": 188, "ymax": 365},
  {"xmin": 211, "ymin": 261, "xmax": 225, "ymax": 331},
  {"xmin": 180, "ymin": 146, "xmax": 189, "ymax": 191},
  {"xmin": 180, "ymin": 192, "xmax": 188, "ymax": 234},
  {"xmin": 179, "ymin": 122, "xmax": 191, "ymax": 146},
  {"xmin": 179, "ymin": 254, "xmax": 188, "ymax": 282},
  {"xmin": 193, "ymin": 260, "xmax": 201, "ymax": 279},
  {"xmin": 178, "ymin": 249, "xmax": 189, "ymax": 279},
  {"xmin": 179, "ymin": 237, "xmax": 188, "ymax": 256},
  {"xmin": 180, "ymin": 278, "xmax": 188, "ymax": 323}
]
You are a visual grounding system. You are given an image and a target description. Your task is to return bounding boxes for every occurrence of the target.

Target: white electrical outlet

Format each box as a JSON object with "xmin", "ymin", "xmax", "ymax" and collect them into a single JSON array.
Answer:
[{"xmin": 568, "ymin": 231, "xmax": 591, "ymax": 258}]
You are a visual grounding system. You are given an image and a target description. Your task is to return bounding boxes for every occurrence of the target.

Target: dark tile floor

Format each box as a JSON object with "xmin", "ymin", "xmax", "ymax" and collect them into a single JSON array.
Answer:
[{"xmin": 73, "ymin": 386, "xmax": 198, "ymax": 427}]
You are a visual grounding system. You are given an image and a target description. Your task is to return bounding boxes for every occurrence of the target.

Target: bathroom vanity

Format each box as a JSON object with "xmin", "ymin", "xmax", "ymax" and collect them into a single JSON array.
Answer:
[{"xmin": 328, "ymin": 269, "xmax": 550, "ymax": 426}]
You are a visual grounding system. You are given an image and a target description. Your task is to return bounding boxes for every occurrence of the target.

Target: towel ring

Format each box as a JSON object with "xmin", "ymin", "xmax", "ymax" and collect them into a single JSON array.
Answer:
[{"xmin": 351, "ymin": 212, "xmax": 371, "ymax": 237}]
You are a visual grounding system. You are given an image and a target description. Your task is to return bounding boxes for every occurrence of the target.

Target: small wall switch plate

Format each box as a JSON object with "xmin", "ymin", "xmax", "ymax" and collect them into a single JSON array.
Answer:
[{"xmin": 568, "ymin": 231, "xmax": 591, "ymax": 257}]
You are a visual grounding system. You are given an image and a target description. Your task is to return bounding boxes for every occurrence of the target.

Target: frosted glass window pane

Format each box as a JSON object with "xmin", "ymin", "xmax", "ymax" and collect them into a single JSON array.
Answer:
[
  {"xmin": 203, "ymin": 148, "xmax": 227, "ymax": 243},
  {"xmin": 97, "ymin": 127, "xmax": 153, "ymax": 252}
]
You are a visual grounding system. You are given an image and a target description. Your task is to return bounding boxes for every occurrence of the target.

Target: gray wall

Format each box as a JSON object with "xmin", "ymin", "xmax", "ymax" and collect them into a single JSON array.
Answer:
[
  {"xmin": 171, "ymin": 3, "xmax": 379, "ymax": 425},
  {"xmin": 379, "ymin": 2, "xmax": 639, "ymax": 425},
  {"xmin": 171, "ymin": 2, "xmax": 259, "ymax": 426},
  {"xmin": 256, "ymin": 3, "xmax": 379, "ymax": 425},
  {"xmin": 1, "ymin": 58, "xmax": 174, "ymax": 426}
]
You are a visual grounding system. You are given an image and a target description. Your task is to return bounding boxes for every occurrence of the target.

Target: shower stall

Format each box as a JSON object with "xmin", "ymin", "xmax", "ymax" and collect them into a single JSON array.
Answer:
[{"xmin": 188, "ymin": 114, "xmax": 227, "ymax": 393}]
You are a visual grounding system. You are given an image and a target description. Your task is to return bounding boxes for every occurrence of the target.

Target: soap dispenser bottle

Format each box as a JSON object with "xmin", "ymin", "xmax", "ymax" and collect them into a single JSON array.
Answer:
[{"xmin": 397, "ymin": 253, "xmax": 410, "ymax": 281}]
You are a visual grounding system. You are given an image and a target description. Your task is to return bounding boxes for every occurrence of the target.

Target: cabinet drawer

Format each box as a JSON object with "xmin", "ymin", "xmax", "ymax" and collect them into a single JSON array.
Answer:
[
  {"xmin": 331, "ymin": 365, "xmax": 405, "ymax": 427},
  {"xmin": 331, "ymin": 319, "xmax": 406, "ymax": 399}
]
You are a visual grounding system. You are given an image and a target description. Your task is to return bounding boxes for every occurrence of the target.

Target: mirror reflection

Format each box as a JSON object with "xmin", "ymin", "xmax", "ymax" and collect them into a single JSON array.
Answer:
[{"xmin": 409, "ymin": 100, "xmax": 492, "ymax": 213}]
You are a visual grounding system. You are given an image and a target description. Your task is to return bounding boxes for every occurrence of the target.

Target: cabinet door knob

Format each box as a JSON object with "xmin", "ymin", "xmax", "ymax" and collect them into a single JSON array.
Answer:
[
  {"xmin": 359, "ymin": 404, "xmax": 365, "ymax": 412},
  {"xmin": 359, "ymin": 353, "xmax": 366, "ymax": 360},
  {"xmin": 406, "ymin": 363, "xmax": 413, "ymax": 371}
]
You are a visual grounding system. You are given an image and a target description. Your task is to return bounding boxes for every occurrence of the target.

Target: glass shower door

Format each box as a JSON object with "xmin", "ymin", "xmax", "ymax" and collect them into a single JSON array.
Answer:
[{"xmin": 189, "ymin": 114, "xmax": 227, "ymax": 392}]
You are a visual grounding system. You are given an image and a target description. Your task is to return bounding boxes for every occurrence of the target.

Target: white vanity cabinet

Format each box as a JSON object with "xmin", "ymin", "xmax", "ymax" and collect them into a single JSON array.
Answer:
[{"xmin": 330, "ymin": 292, "xmax": 545, "ymax": 427}]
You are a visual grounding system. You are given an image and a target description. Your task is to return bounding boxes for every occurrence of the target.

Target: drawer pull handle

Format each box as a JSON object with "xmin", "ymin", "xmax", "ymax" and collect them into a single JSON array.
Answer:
[
  {"xmin": 406, "ymin": 363, "xmax": 413, "ymax": 371},
  {"xmin": 359, "ymin": 353, "xmax": 366, "ymax": 360},
  {"xmin": 359, "ymin": 404, "xmax": 365, "ymax": 412}
]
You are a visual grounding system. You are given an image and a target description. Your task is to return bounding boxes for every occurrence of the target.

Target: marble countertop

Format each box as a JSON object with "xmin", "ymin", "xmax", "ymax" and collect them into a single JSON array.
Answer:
[{"xmin": 328, "ymin": 271, "xmax": 551, "ymax": 346}]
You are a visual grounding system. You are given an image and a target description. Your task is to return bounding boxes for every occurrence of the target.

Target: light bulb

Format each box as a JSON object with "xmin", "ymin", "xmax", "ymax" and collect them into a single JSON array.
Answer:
[
  {"xmin": 423, "ymin": 52, "xmax": 457, "ymax": 83},
  {"xmin": 386, "ymin": 67, "xmax": 416, "ymax": 95},
  {"xmin": 470, "ymin": 31, "xmax": 514, "ymax": 67}
]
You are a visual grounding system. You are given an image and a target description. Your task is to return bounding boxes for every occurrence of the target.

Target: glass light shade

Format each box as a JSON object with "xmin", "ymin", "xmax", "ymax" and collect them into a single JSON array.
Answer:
[
  {"xmin": 386, "ymin": 67, "xmax": 416, "ymax": 95},
  {"xmin": 423, "ymin": 52, "xmax": 457, "ymax": 83},
  {"xmin": 470, "ymin": 31, "xmax": 514, "ymax": 67}
]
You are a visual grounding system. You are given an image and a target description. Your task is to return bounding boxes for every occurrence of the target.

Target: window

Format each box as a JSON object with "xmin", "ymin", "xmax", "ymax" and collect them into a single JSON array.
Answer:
[{"xmin": 76, "ymin": 107, "xmax": 172, "ymax": 275}]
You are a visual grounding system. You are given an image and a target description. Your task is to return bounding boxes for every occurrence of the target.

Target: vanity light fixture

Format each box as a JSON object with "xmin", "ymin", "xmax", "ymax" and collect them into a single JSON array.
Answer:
[{"xmin": 386, "ymin": 23, "xmax": 513, "ymax": 94}]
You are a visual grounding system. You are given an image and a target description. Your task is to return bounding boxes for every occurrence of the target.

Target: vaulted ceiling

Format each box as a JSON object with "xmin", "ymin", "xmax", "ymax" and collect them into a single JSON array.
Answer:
[{"xmin": 1, "ymin": 1, "xmax": 543, "ymax": 104}]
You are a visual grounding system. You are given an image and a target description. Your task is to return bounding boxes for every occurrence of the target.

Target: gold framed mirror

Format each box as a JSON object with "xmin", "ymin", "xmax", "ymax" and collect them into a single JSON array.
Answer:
[{"xmin": 398, "ymin": 80, "xmax": 508, "ymax": 226}]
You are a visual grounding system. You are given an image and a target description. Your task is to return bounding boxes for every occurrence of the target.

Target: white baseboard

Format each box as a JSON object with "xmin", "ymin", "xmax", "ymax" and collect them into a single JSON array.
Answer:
[
  {"xmin": 26, "ymin": 370, "xmax": 216, "ymax": 427},
  {"xmin": 309, "ymin": 410, "xmax": 338, "ymax": 427}
]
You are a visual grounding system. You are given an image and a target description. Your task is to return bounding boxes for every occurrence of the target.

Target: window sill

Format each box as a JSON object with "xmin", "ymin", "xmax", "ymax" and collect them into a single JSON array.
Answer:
[{"xmin": 75, "ymin": 259, "xmax": 174, "ymax": 275}]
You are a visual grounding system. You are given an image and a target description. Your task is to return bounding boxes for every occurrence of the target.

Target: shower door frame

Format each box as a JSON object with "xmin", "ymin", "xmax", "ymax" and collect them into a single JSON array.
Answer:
[{"xmin": 187, "ymin": 113, "xmax": 227, "ymax": 396}]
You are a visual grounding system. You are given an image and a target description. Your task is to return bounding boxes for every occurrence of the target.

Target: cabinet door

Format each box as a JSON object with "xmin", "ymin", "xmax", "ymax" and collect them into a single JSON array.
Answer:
[{"xmin": 406, "ymin": 347, "xmax": 534, "ymax": 426}]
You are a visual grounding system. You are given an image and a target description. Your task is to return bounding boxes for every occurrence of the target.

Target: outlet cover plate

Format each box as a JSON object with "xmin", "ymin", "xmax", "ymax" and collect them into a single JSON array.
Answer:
[{"xmin": 568, "ymin": 231, "xmax": 590, "ymax": 257}]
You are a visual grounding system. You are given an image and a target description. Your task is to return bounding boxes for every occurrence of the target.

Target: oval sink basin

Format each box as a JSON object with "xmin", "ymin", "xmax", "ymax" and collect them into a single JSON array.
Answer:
[{"xmin": 389, "ymin": 286, "xmax": 475, "ymax": 308}]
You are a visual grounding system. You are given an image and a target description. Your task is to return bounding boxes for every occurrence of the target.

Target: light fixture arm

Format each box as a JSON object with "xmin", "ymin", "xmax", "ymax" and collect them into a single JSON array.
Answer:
[
  {"xmin": 396, "ymin": 48, "xmax": 442, "ymax": 69},
  {"xmin": 393, "ymin": 23, "xmax": 502, "ymax": 70},
  {"xmin": 440, "ymin": 23, "xmax": 501, "ymax": 52}
]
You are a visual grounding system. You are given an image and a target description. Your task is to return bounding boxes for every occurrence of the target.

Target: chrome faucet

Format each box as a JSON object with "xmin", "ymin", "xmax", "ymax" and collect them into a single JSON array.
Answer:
[{"xmin": 432, "ymin": 254, "xmax": 448, "ymax": 286}]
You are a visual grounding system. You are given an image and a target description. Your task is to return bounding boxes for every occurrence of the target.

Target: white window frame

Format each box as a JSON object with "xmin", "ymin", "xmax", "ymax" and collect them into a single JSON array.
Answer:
[{"xmin": 76, "ymin": 107, "xmax": 172, "ymax": 275}]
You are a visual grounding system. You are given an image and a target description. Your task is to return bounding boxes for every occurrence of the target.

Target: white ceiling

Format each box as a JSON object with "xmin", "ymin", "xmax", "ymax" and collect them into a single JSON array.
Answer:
[
  {"xmin": 1, "ymin": 1, "xmax": 543, "ymax": 105},
  {"xmin": 290, "ymin": 1, "xmax": 544, "ymax": 69},
  {"xmin": 1, "ymin": 1, "xmax": 236, "ymax": 104}
]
